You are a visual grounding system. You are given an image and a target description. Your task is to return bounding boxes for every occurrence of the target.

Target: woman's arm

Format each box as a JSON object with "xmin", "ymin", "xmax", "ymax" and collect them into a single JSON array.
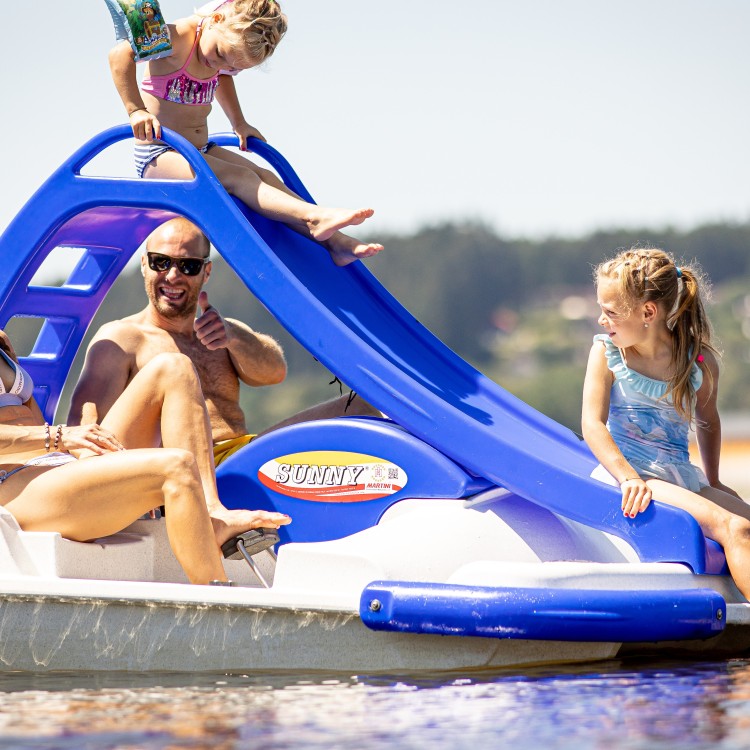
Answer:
[
  {"xmin": 214, "ymin": 75, "xmax": 265, "ymax": 150},
  {"xmin": 0, "ymin": 419, "xmax": 48, "ymax": 455},
  {"xmin": 695, "ymin": 351, "xmax": 739, "ymax": 497},
  {"xmin": 0, "ymin": 408, "xmax": 121, "ymax": 458},
  {"xmin": 0, "ymin": 332, "xmax": 48, "ymax": 451},
  {"xmin": 581, "ymin": 341, "xmax": 652, "ymax": 516}
]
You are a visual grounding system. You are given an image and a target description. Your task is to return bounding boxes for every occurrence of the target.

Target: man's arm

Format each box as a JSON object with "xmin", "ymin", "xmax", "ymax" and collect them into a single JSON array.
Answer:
[
  {"xmin": 224, "ymin": 318, "xmax": 287, "ymax": 386},
  {"xmin": 68, "ymin": 327, "xmax": 136, "ymax": 426},
  {"xmin": 194, "ymin": 292, "xmax": 286, "ymax": 386}
]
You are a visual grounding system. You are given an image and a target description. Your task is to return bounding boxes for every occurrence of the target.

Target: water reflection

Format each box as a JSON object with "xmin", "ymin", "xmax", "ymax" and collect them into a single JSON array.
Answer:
[{"xmin": 1, "ymin": 659, "xmax": 750, "ymax": 749}]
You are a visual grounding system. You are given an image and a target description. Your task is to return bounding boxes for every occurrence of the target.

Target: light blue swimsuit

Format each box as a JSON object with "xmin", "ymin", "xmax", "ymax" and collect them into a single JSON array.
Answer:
[{"xmin": 593, "ymin": 333, "xmax": 708, "ymax": 492}]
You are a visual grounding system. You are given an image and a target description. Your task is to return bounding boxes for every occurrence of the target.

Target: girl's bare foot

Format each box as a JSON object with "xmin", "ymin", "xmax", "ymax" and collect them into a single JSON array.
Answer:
[
  {"xmin": 326, "ymin": 231, "xmax": 384, "ymax": 267},
  {"xmin": 307, "ymin": 207, "xmax": 374, "ymax": 242},
  {"xmin": 210, "ymin": 506, "xmax": 291, "ymax": 548}
]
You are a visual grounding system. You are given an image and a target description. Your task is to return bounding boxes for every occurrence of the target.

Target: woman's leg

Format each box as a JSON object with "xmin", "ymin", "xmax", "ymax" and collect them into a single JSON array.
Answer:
[
  {"xmin": 3, "ymin": 449, "xmax": 227, "ymax": 585},
  {"xmin": 145, "ymin": 149, "xmax": 382, "ymax": 265},
  {"xmin": 98, "ymin": 353, "xmax": 289, "ymax": 544},
  {"xmin": 648, "ymin": 478, "xmax": 750, "ymax": 598}
]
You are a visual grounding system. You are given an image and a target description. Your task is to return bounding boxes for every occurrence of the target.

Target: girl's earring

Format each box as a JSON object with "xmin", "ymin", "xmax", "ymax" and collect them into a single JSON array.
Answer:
[{"xmin": 644, "ymin": 323, "xmax": 649, "ymax": 328}]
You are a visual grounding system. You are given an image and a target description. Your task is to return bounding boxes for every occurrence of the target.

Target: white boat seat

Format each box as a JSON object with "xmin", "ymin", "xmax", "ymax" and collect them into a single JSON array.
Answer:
[{"xmin": 0, "ymin": 506, "xmax": 275, "ymax": 585}]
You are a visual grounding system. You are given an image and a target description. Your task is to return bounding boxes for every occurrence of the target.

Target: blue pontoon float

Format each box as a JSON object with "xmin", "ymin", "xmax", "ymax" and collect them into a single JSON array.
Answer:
[{"xmin": 0, "ymin": 126, "xmax": 744, "ymax": 673}]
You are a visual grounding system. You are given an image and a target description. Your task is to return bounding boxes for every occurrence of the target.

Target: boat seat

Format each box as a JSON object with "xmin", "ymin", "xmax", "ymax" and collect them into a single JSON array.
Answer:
[{"xmin": 0, "ymin": 507, "xmax": 275, "ymax": 585}]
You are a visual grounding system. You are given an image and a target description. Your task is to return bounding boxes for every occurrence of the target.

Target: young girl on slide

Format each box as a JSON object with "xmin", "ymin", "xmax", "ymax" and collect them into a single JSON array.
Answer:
[
  {"xmin": 108, "ymin": 0, "xmax": 382, "ymax": 267},
  {"xmin": 582, "ymin": 247, "xmax": 750, "ymax": 598}
]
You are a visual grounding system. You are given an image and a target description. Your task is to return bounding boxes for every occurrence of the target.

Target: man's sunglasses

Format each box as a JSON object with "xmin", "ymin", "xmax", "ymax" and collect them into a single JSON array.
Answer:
[{"xmin": 146, "ymin": 252, "xmax": 210, "ymax": 276}]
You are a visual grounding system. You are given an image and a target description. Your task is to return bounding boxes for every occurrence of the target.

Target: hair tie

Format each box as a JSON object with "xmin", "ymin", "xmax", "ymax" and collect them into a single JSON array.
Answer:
[{"xmin": 667, "ymin": 268, "xmax": 685, "ymax": 330}]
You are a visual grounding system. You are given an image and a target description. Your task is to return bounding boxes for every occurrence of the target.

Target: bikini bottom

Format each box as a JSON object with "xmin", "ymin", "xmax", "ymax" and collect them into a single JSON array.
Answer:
[
  {"xmin": 0, "ymin": 452, "xmax": 77, "ymax": 484},
  {"xmin": 134, "ymin": 140, "xmax": 217, "ymax": 178}
]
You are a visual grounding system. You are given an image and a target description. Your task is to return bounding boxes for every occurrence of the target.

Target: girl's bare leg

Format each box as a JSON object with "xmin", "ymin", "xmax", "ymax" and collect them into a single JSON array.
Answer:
[
  {"xmin": 3, "ymin": 449, "xmax": 227, "ymax": 584},
  {"xmin": 648, "ymin": 478, "xmax": 750, "ymax": 598},
  {"xmin": 206, "ymin": 148, "xmax": 384, "ymax": 263},
  {"xmin": 146, "ymin": 149, "xmax": 383, "ymax": 266},
  {"xmin": 98, "ymin": 353, "xmax": 289, "ymax": 545}
]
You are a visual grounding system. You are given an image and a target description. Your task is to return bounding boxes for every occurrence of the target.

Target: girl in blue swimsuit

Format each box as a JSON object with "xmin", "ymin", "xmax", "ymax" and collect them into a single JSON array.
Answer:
[
  {"xmin": 582, "ymin": 247, "xmax": 750, "ymax": 598},
  {"xmin": 0, "ymin": 330, "xmax": 288, "ymax": 584}
]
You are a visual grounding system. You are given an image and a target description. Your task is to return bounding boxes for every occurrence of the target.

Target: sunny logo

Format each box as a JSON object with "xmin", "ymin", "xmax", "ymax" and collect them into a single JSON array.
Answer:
[{"xmin": 258, "ymin": 451, "xmax": 408, "ymax": 503}]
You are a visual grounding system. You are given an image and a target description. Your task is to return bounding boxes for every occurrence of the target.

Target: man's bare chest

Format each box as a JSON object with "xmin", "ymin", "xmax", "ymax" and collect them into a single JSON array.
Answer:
[{"xmin": 135, "ymin": 333, "xmax": 239, "ymax": 398}]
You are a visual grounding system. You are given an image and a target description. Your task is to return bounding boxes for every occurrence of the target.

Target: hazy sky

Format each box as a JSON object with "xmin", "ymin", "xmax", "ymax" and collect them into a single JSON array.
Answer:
[{"xmin": 3, "ymin": 1, "xmax": 749, "ymax": 243}]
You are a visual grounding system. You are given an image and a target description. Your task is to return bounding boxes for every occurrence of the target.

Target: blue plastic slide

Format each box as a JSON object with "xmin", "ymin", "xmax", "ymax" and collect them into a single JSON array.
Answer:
[{"xmin": 0, "ymin": 126, "xmax": 721, "ymax": 574}]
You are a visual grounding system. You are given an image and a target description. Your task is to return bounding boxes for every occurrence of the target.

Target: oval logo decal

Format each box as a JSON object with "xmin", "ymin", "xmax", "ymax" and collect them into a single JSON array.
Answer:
[{"xmin": 258, "ymin": 451, "xmax": 408, "ymax": 502}]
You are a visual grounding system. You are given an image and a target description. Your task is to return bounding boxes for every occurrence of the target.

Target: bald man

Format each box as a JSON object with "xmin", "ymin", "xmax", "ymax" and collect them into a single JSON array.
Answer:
[{"xmin": 69, "ymin": 218, "xmax": 378, "ymax": 527}]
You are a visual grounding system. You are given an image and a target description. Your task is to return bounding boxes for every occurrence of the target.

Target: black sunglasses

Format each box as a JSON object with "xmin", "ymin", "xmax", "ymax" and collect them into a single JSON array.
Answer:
[{"xmin": 146, "ymin": 252, "xmax": 210, "ymax": 276}]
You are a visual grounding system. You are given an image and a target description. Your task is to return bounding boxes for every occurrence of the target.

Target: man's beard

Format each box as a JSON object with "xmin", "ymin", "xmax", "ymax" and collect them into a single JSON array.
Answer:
[{"xmin": 146, "ymin": 283, "xmax": 200, "ymax": 320}]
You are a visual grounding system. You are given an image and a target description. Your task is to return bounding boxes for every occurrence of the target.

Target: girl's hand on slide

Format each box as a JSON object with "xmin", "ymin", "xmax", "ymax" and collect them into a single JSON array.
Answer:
[
  {"xmin": 620, "ymin": 477, "xmax": 651, "ymax": 518},
  {"xmin": 60, "ymin": 424, "xmax": 124, "ymax": 455},
  {"xmin": 129, "ymin": 109, "xmax": 162, "ymax": 141},
  {"xmin": 235, "ymin": 122, "xmax": 266, "ymax": 150}
]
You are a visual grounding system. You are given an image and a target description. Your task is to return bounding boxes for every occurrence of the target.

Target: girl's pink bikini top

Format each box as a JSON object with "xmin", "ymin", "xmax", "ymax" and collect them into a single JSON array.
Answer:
[{"xmin": 141, "ymin": 18, "xmax": 219, "ymax": 106}]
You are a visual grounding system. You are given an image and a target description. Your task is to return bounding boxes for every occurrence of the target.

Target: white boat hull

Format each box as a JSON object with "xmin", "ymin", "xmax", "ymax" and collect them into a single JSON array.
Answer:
[{"xmin": 0, "ymin": 495, "xmax": 747, "ymax": 673}]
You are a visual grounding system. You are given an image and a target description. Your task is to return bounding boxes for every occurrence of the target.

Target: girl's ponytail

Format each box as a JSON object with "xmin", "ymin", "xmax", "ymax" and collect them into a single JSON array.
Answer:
[{"xmin": 669, "ymin": 265, "xmax": 716, "ymax": 421}]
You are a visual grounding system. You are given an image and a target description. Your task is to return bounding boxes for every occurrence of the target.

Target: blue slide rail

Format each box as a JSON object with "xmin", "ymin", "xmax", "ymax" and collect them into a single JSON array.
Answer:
[{"xmin": 0, "ymin": 126, "xmax": 724, "ymax": 574}]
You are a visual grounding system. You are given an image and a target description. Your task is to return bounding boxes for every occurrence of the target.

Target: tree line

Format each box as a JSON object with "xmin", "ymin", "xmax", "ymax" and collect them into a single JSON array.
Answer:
[{"xmin": 49, "ymin": 219, "xmax": 750, "ymax": 430}]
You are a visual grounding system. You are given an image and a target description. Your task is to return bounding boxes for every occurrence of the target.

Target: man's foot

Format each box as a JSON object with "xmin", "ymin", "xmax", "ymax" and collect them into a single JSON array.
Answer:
[
  {"xmin": 307, "ymin": 207, "xmax": 374, "ymax": 243},
  {"xmin": 325, "ymin": 231, "xmax": 384, "ymax": 267},
  {"xmin": 210, "ymin": 507, "xmax": 291, "ymax": 548}
]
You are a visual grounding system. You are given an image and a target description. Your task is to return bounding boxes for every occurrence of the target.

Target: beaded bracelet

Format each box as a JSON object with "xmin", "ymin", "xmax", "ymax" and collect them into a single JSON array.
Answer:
[
  {"xmin": 44, "ymin": 422, "xmax": 50, "ymax": 452},
  {"xmin": 53, "ymin": 424, "xmax": 64, "ymax": 452}
]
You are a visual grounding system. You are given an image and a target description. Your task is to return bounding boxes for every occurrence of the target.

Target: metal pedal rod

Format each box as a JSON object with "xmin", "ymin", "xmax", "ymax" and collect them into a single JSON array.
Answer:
[{"xmin": 235, "ymin": 540, "xmax": 271, "ymax": 588}]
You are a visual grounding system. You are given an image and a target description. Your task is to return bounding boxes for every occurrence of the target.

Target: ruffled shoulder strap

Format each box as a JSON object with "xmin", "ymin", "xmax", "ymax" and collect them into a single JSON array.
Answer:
[
  {"xmin": 592, "ymin": 333, "xmax": 668, "ymax": 400},
  {"xmin": 593, "ymin": 334, "xmax": 704, "ymax": 402},
  {"xmin": 593, "ymin": 333, "xmax": 625, "ymax": 375}
]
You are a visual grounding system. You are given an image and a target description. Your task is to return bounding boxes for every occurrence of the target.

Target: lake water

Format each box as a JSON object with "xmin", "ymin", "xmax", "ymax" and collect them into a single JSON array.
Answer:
[{"xmin": 2, "ymin": 657, "xmax": 750, "ymax": 749}]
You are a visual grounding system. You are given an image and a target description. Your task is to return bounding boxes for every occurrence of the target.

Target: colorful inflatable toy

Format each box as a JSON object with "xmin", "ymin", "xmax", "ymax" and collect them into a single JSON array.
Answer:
[{"xmin": 103, "ymin": 0, "xmax": 172, "ymax": 62}]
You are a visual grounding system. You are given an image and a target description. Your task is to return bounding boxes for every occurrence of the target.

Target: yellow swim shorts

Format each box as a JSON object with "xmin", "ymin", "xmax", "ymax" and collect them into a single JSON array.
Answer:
[{"xmin": 213, "ymin": 434, "xmax": 257, "ymax": 466}]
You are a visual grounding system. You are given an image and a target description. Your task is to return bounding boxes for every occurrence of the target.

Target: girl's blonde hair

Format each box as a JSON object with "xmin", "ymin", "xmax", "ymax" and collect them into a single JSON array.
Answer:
[
  {"xmin": 595, "ymin": 246, "xmax": 718, "ymax": 422},
  {"xmin": 209, "ymin": 0, "xmax": 287, "ymax": 67}
]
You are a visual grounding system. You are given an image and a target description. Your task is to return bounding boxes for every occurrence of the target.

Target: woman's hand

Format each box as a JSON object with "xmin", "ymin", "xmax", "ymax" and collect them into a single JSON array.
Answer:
[
  {"xmin": 620, "ymin": 477, "xmax": 651, "ymax": 517},
  {"xmin": 58, "ymin": 424, "xmax": 124, "ymax": 456},
  {"xmin": 234, "ymin": 121, "xmax": 266, "ymax": 151},
  {"xmin": 129, "ymin": 109, "xmax": 162, "ymax": 141}
]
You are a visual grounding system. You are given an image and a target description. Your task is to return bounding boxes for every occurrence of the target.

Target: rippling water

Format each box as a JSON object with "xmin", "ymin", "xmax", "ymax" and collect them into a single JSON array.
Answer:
[{"xmin": 1, "ymin": 658, "xmax": 750, "ymax": 749}]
